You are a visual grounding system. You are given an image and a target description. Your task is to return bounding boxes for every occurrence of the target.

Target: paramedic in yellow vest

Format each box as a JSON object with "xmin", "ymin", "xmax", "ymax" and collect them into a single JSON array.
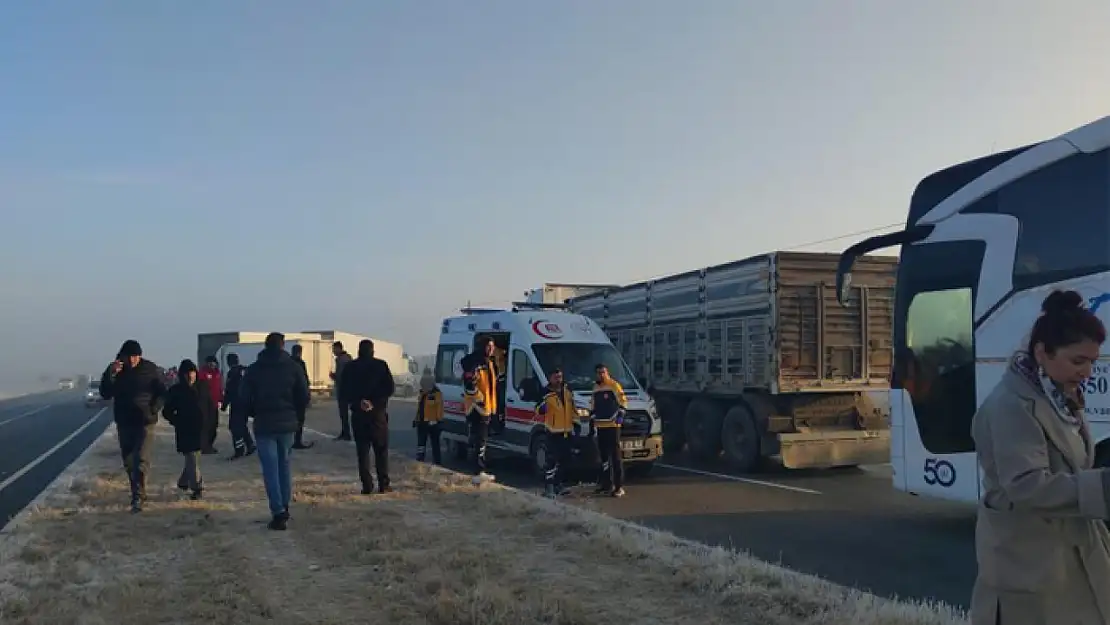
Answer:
[
  {"xmin": 535, "ymin": 368, "xmax": 579, "ymax": 498},
  {"xmin": 413, "ymin": 372, "xmax": 444, "ymax": 464},
  {"xmin": 463, "ymin": 338, "xmax": 499, "ymax": 476},
  {"xmin": 493, "ymin": 345, "xmax": 508, "ymax": 433},
  {"xmin": 591, "ymin": 364, "xmax": 628, "ymax": 497}
]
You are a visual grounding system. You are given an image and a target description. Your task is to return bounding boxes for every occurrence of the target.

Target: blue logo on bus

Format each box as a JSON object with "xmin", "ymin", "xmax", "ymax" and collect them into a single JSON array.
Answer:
[{"xmin": 1089, "ymin": 293, "xmax": 1110, "ymax": 315}]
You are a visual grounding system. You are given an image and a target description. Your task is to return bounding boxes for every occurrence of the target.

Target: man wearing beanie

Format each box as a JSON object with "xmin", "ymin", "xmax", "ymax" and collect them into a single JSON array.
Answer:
[{"xmin": 99, "ymin": 339, "xmax": 166, "ymax": 513}]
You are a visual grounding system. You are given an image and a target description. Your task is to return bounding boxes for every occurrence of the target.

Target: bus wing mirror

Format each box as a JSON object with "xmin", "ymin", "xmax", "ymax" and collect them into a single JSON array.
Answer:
[{"xmin": 835, "ymin": 225, "xmax": 932, "ymax": 307}]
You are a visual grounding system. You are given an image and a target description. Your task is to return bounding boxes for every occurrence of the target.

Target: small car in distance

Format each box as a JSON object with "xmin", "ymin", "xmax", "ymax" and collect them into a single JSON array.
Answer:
[{"xmin": 85, "ymin": 380, "xmax": 103, "ymax": 407}]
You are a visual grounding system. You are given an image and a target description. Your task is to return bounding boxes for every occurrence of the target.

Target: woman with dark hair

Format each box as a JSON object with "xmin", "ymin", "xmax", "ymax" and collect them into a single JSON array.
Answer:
[{"xmin": 970, "ymin": 290, "xmax": 1110, "ymax": 624}]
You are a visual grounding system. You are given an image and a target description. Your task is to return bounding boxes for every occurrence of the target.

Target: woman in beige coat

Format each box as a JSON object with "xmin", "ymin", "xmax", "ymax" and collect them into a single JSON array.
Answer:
[{"xmin": 971, "ymin": 290, "xmax": 1110, "ymax": 624}]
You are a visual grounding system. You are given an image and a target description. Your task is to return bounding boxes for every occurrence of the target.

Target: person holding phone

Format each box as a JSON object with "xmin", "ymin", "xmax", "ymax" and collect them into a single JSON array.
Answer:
[{"xmin": 98, "ymin": 340, "xmax": 165, "ymax": 513}]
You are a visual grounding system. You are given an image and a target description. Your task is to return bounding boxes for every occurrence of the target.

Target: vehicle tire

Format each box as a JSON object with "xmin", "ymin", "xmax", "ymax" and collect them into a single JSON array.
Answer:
[
  {"xmin": 529, "ymin": 433, "xmax": 550, "ymax": 481},
  {"xmin": 684, "ymin": 398, "xmax": 724, "ymax": 461},
  {"xmin": 657, "ymin": 395, "xmax": 687, "ymax": 454},
  {"xmin": 625, "ymin": 461, "xmax": 655, "ymax": 479},
  {"xmin": 721, "ymin": 403, "xmax": 761, "ymax": 473}
]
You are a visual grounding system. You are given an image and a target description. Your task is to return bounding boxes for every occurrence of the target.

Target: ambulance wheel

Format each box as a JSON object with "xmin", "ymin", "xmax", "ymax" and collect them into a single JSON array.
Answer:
[{"xmin": 529, "ymin": 433, "xmax": 550, "ymax": 481}]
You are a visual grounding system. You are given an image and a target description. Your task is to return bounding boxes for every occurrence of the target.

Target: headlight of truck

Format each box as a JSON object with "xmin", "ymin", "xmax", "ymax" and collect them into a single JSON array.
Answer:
[{"xmin": 576, "ymin": 408, "xmax": 590, "ymax": 418}]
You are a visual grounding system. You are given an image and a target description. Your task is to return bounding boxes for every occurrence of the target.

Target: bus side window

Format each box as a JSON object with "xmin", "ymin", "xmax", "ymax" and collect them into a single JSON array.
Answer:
[{"xmin": 895, "ymin": 240, "xmax": 985, "ymax": 456}]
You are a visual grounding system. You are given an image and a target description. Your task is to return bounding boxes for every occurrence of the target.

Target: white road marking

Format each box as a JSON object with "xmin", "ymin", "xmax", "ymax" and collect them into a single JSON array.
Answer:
[
  {"xmin": 0, "ymin": 407, "xmax": 109, "ymax": 493},
  {"xmin": 656, "ymin": 463, "xmax": 823, "ymax": 495},
  {"xmin": 0, "ymin": 405, "xmax": 53, "ymax": 427}
]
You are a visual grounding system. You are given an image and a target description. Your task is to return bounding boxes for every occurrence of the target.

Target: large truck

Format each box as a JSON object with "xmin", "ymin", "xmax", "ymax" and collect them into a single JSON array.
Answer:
[
  {"xmin": 216, "ymin": 339, "xmax": 335, "ymax": 396},
  {"xmin": 197, "ymin": 331, "xmax": 320, "ymax": 366},
  {"xmin": 563, "ymin": 251, "xmax": 898, "ymax": 472},
  {"xmin": 301, "ymin": 330, "xmax": 419, "ymax": 396}
]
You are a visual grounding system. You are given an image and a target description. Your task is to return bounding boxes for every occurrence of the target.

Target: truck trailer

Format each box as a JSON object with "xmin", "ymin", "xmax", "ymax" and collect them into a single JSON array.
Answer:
[{"xmin": 564, "ymin": 251, "xmax": 897, "ymax": 472}]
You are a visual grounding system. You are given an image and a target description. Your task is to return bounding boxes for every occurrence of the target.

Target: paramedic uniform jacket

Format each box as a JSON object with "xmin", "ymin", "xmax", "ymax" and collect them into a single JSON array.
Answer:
[
  {"xmin": 463, "ymin": 356, "xmax": 498, "ymax": 419},
  {"xmin": 591, "ymin": 379, "xmax": 627, "ymax": 429},
  {"xmin": 536, "ymin": 383, "xmax": 577, "ymax": 434},
  {"xmin": 415, "ymin": 388, "xmax": 444, "ymax": 425}
]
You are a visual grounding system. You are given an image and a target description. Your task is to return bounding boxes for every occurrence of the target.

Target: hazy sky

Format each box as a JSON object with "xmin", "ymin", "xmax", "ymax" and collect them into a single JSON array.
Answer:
[{"xmin": 1, "ymin": 1, "xmax": 1107, "ymax": 393}]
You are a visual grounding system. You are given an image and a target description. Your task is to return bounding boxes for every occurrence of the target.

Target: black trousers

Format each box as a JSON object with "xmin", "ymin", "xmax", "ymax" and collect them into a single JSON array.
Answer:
[
  {"xmin": 117, "ymin": 423, "xmax": 155, "ymax": 503},
  {"xmin": 294, "ymin": 406, "xmax": 307, "ymax": 445},
  {"xmin": 229, "ymin": 408, "xmax": 254, "ymax": 453},
  {"xmin": 337, "ymin": 400, "xmax": 351, "ymax": 438},
  {"xmin": 416, "ymin": 421, "xmax": 442, "ymax": 464},
  {"xmin": 596, "ymin": 427, "xmax": 624, "ymax": 490},
  {"xmin": 545, "ymin": 432, "xmax": 573, "ymax": 487},
  {"xmin": 466, "ymin": 411, "xmax": 490, "ymax": 474},
  {"xmin": 353, "ymin": 413, "xmax": 389, "ymax": 490}
]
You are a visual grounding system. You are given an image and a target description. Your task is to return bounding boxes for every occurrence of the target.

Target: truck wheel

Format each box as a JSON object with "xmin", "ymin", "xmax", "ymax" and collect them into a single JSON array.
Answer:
[
  {"xmin": 529, "ymin": 433, "xmax": 550, "ymax": 481},
  {"xmin": 721, "ymin": 404, "xmax": 760, "ymax": 473},
  {"xmin": 657, "ymin": 395, "xmax": 687, "ymax": 453},
  {"xmin": 684, "ymin": 398, "xmax": 723, "ymax": 461}
]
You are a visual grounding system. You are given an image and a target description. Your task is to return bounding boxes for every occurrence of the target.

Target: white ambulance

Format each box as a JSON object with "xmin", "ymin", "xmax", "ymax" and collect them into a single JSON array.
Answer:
[{"xmin": 435, "ymin": 304, "xmax": 664, "ymax": 477}]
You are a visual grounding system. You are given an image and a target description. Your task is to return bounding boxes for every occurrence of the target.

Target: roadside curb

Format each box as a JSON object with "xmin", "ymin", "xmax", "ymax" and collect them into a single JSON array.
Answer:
[{"xmin": 0, "ymin": 408, "xmax": 113, "ymax": 537}]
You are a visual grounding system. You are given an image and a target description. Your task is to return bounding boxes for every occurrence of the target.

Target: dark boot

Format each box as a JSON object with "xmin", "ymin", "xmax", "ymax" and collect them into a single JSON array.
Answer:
[{"xmin": 267, "ymin": 515, "xmax": 287, "ymax": 531}]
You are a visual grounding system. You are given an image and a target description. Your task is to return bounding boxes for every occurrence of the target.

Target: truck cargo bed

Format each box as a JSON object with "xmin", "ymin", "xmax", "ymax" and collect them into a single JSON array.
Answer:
[{"xmin": 568, "ymin": 252, "xmax": 896, "ymax": 395}]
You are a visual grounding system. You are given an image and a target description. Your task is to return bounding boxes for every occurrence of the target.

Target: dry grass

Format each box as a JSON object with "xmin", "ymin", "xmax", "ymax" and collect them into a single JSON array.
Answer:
[{"xmin": 0, "ymin": 423, "xmax": 969, "ymax": 625}]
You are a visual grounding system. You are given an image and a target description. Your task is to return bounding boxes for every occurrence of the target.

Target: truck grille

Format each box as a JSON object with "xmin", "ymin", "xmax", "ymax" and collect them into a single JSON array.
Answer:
[{"xmin": 620, "ymin": 410, "xmax": 652, "ymax": 437}]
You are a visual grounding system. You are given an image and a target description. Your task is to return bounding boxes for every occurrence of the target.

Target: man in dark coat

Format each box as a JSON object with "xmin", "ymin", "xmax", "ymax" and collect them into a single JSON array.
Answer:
[
  {"xmin": 290, "ymin": 344, "xmax": 314, "ymax": 450},
  {"xmin": 162, "ymin": 359, "xmax": 216, "ymax": 499},
  {"xmin": 99, "ymin": 339, "xmax": 166, "ymax": 513},
  {"xmin": 222, "ymin": 352, "xmax": 256, "ymax": 459},
  {"xmin": 240, "ymin": 332, "xmax": 310, "ymax": 531},
  {"xmin": 331, "ymin": 342, "xmax": 354, "ymax": 441},
  {"xmin": 340, "ymin": 339, "xmax": 395, "ymax": 494}
]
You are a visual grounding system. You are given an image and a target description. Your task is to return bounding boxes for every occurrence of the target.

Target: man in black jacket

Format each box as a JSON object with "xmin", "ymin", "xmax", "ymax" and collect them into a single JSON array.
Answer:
[
  {"xmin": 99, "ymin": 339, "xmax": 166, "ymax": 513},
  {"xmin": 290, "ymin": 344, "xmax": 314, "ymax": 450},
  {"xmin": 240, "ymin": 332, "xmax": 310, "ymax": 530},
  {"xmin": 340, "ymin": 339, "xmax": 395, "ymax": 494},
  {"xmin": 222, "ymin": 352, "xmax": 256, "ymax": 459}
]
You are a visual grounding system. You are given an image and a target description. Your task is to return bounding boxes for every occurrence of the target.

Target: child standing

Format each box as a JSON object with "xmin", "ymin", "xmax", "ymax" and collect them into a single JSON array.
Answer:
[{"xmin": 162, "ymin": 359, "xmax": 217, "ymax": 499}]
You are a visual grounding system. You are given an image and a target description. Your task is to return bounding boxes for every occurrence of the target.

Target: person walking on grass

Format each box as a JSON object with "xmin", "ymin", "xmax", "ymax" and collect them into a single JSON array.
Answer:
[
  {"xmin": 98, "ymin": 339, "xmax": 165, "ymax": 513},
  {"xmin": 290, "ymin": 344, "xmax": 314, "ymax": 450},
  {"xmin": 341, "ymin": 339, "xmax": 395, "ymax": 494},
  {"xmin": 197, "ymin": 356, "xmax": 223, "ymax": 455},
  {"xmin": 330, "ymin": 341, "xmax": 354, "ymax": 441},
  {"xmin": 162, "ymin": 360, "xmax": 216, "ymax": 500},
  {"xmin": 223, "ymin": 352, "xmax": 256, "ymax": 460},
  {"xmin": 240, "ymin": 332, "xmax": 310, "ymax": 531}
]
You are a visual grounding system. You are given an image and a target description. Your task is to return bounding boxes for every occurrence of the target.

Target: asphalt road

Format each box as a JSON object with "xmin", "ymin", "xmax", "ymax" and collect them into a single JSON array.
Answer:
[
  {"xmin": 0, "ymin": 390, "xmax": 113, "ymax": 530},
  {"xmin": 296, "ymin": 399, "xmax": 976, "ymax": 610}
]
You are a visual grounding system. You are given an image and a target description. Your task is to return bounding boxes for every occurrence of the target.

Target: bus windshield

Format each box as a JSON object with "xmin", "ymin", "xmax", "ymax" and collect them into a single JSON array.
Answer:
[{"xmin": 531, "ymin": 343, "xmax": 639, "ymax": 392}]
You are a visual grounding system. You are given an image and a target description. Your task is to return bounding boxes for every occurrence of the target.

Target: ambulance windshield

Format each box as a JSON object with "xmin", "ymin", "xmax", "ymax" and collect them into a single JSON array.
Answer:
[{"xmin": 531, "ymin": 343, "xmax": 639, "ymax": 392}]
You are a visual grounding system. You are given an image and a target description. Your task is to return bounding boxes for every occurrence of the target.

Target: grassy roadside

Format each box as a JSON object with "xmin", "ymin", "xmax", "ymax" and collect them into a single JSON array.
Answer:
[{"xmin": 0, "ymin": 422, "xmax": 968, "ymax": 625}]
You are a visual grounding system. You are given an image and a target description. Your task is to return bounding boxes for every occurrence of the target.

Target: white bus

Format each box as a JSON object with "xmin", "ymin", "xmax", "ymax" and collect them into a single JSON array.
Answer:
[{"xmin": 836, "ymin": 115, "xmax": 1110, "ymax": 504}]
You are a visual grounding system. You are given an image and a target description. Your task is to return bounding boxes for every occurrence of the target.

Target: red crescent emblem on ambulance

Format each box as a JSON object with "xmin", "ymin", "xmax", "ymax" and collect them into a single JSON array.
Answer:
[{"xmin": 532, "ymin": 320, "xmax": 564, "ymax": 340}]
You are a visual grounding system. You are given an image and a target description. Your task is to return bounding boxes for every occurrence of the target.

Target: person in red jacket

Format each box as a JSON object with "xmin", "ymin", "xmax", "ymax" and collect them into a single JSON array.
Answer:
[{"xmin": 198, "ymin": 356, "xmax": 224, "ymax": 455}]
